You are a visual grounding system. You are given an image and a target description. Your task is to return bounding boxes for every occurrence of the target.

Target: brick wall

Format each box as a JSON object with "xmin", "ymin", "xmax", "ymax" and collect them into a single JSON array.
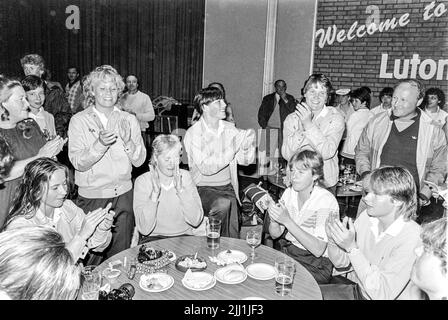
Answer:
[{"xmin": 313, "ymin": 0, "xmax": 448, "ymax": 107}]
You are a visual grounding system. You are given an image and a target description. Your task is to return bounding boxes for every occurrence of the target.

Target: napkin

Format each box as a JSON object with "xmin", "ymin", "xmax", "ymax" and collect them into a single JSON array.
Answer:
[{"xmin": 183, "ymin": 270, "xmax": 213, "ymax": 289}]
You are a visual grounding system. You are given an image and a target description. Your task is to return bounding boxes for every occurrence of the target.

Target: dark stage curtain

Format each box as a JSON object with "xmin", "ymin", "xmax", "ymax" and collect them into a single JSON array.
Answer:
[{"xmin": 0, "ymin": 0, "xmax": 204, "ymax": 103}]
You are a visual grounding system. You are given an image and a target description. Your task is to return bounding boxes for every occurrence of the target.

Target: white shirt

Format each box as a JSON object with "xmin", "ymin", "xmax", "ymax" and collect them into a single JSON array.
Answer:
[
  {"xmin": 370, "ymin": 103, "xmax": 390, "ymax": 117},
  {"xmin": 28, "ymin": 108, "xmax": 56, "ymax": 138},
  {"xmin": 341, "ymin": 109, "xmax": 373, "ymax": 159},
  {"xmin": 281, "ymin": 186, "xmax": 339, "ymax": 256},
  {"xmin": 424, "ymin": 107, "xmax": 448, "ymax": 128}
]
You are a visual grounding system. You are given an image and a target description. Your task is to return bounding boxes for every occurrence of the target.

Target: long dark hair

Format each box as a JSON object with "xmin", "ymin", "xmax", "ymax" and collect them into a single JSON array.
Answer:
[{"xmin": 4, "ymin": 157, "xmax": 70, "ymax": 230}]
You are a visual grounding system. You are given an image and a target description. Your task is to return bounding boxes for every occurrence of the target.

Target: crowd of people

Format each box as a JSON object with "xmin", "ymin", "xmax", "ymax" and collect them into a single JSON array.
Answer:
[{"xmin": 0, "ymin": 52, "xmax": 446, "ymax": 300}]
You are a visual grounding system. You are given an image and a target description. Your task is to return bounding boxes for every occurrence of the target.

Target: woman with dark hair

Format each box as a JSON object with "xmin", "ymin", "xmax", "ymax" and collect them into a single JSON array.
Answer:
[
  {"xmin": 191, "ymin": 82, "xmax": 234, "ymax": 124},
  {"xmin": 4, "ymin": 157, "xmax": 114, "ymax": 262},
  {"xmin": 370, "ymin": 87, "xmax": 393, "ymax": 116},
  {"xmin": 268, "ymin": 149, "xmax": 339, "ymax": 284},
  {"xmin": 0, "ymin": 76, "xmax": 66, "ymax": 228},
  {"xmin": 420, "ymin": 87, "xmax": 447, "ymax": 128},
  {"xmin": 21, "ymin": 75, "xmax": 56, "ymax": 139},
  {"xmin": 282, "ymin": 73, "xmax": 345, "ymax": 193},
  {"xmin": 341, "ymin": 87, "xmax": 373, "ymax": 163},
  {"xmin": 184, "ymin": 87, "xmax": 255, "ymax": 238}
]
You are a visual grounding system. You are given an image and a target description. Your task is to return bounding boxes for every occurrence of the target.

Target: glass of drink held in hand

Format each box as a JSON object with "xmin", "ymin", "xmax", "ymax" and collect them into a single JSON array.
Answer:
[
  {"xmin": 206, "ymin": 218, "xmax": 222, "ymax": 249},
  {"xmin": 274, "ymin": 256, "xmax": 296, "ymax": 296}
]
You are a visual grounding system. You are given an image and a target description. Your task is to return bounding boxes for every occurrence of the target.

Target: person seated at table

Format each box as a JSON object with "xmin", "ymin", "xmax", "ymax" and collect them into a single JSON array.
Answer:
[
  {"xmin": 325, "ymin": 166, "xmax": 422, "ymax": 299},
  {"xmin": 411, "ymin": 216, "xmax": 447, "ymax": 300},
  {"xmin": 267, "ymin": 150, "xmax": 339, "ymax": 284},
  {"xmin": 0, "ymin": 225, "xmax": 81, "ymax": 300},
  {"xmin": 3, "ymin": 157, "xmax": 114, "ymax": 263},
  {"xmin": 184, "ymin": 87, "xmax": 256, "ymax": 238},
  {"xmin": 340, "ymin": 87, "xmax": 373, "ymax": 165},
  {"xmin": 134, "ymin": 134, "xmax": 204, "ymax": 243},
  {"xmin": 282, "ymin": 74, "xmax": 345, "ymax": 194}
]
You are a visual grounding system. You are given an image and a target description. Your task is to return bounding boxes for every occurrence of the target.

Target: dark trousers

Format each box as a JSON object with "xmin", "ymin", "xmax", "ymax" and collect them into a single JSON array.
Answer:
[
  {"xmin": 278, "ymin": 238, "xmax": 333, "ymax": 285},
  {"xmin": 76, "ymin": 189, "xmax": 135, "ymax": 265},
  {"xmin": 197, "ymin": 184, "xmax": 240, "ymax": 238}
]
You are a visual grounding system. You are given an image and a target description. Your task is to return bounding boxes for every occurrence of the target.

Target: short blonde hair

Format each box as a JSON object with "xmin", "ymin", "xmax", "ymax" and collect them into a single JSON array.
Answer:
[
  {"xmin": 288, "ymin": 150, "xmax": 324, "ymax": 185},
  {"xmin": 421, "ymin": 216, "xmax": 447, "ymax": 275},
  {"xmin": 82, "ymin": 65, "xmax": 125, "ymax": 109},
  {"xmin": 150, "ymin": 134, "xmax": 182, "ymax": 166},
  {"xmin": 0, "ymin": 225, "xmax": 81, "ymax": 300},
  {"xmin": 369, "ymin": 166, "xmax": 417, "ymax": 221}
]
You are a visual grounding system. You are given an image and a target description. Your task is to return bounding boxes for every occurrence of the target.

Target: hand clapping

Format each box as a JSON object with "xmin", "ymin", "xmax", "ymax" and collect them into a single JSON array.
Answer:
[
  {"xmin": 99, "ymin": 130, "xmax": 117, "ymax": 146},
  {"xmin": 325, "ymin": 215, "xmax": 356, "ymax": 252},
  {"xmin": 173, "ymin": 162, "xmax": 183, "ymax": 193},
  {"xmin": 119, "ymin": 118, "xmax": 132, "ymax": 144},
  {"xmin": 79, "ymin": 203, "xmax": 113, "ymax": 241},
  {"xmin": 267, "ymin": 200, "xmax": 291, "ymax": 226},
  {"xmin": 149, "ymin": 164, "xmax": 161, "ymax": 202},
  {"xmin": 295, "ymin": 102, "xmax": 313, "ymax": 130}
]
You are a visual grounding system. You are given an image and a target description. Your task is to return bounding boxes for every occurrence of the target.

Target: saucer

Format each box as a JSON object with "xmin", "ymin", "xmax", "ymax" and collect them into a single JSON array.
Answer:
[
  {"xmin": 216, "ymin": 250, "xmax": 248, "ymax": 264},
  {"xmin": 214, "ymin": 265, "xmax": 247, "ymax": 284},
  {"xmin": 182, "ymin": 271, "xmax": 216, "ymax": 291},
  {"xmin": 246, "ymin": 263, "xmax": 277, "ymax": 280},
  {"xmin": 139, "ymin": 273, "xmax": 174, "ymax": 293}
]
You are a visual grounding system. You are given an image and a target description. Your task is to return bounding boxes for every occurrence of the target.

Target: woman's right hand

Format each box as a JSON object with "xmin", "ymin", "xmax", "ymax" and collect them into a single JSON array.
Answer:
[
  {"xmin": 79, "ymin": 203, "xmax": 112, "ymax": 241},
  {"xmin": 37, "ymin": 136, "xmax": 67, "ymax": 158},
  {"xmin": 149, "ymin": 164, "xmax": 161, "ymax": 202}
]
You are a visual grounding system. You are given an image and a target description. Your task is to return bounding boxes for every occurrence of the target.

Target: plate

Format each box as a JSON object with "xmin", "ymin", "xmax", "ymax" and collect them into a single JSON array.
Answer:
[
  {"xmin": 349, "ymin": 185, "xmax": 363, "ymax": 192},
  {"xmin": 175, "ymin": 255, "xmax": 207, "ymax": 272},
  {"xmin": 214, "ymin": 265, "xmax": 247, "ymax": 284},
  {"xmin": 182, "ymin": 271, "xmax": 216, "ymax": 291},
  {"xmin": 217, "ymin": 250, "xmax": 248, "ymax": 264},
  {"xmin": 139, "ymin": 273, "xmax": 174, "ymax": 293},
  {"xmin": 246, "ymin": 263, "xmax": 277, "ymax": 280}
]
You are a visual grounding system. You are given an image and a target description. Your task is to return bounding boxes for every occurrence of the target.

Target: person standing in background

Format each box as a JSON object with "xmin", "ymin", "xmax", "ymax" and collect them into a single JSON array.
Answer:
[
  {"xmin": 119, "ymin": 75, "xmax": 155, "ymax": 150},
  {"xmin": 370, "ymin": 87, "xmax": 393, "ymax": 117},
  {"xmin": 65, "ymin": 66, "xmax": 83, "ymax": 113},
  {"xmin": 258, "ymin": 80, "xmax": 296, "ymax": 163},
  {"xmin": 21, "ymin": 75, "xmax": 56, "ymax": 140}
]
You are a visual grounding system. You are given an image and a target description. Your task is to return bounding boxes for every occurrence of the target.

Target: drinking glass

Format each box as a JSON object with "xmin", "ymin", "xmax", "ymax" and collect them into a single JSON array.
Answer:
[
  {"xmin": 81, "ymin": 266, "xmax": 102, "ymax": 300},
  {"xmin": 274, "ymin": 256, "xmax": 296, "ymax": 296},
  {"xmin": 206, "ymin": 218, "xmax": 222, "ymax": 249},
  {"xmin": 246, "ymin": 229, "xmax": 262, "ymax": 261}
]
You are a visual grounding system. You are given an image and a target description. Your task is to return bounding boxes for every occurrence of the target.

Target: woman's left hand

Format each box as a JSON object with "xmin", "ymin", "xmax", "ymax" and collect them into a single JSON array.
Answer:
[{"xmin": 173, "ymin": 164, "xmax": 183, "ymax": 193}]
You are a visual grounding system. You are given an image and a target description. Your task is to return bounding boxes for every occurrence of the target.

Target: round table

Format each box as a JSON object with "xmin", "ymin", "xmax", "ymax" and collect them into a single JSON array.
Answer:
[{"xmin": 96, "ymin": 236, "xmax": 322, "ymax": 300}]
